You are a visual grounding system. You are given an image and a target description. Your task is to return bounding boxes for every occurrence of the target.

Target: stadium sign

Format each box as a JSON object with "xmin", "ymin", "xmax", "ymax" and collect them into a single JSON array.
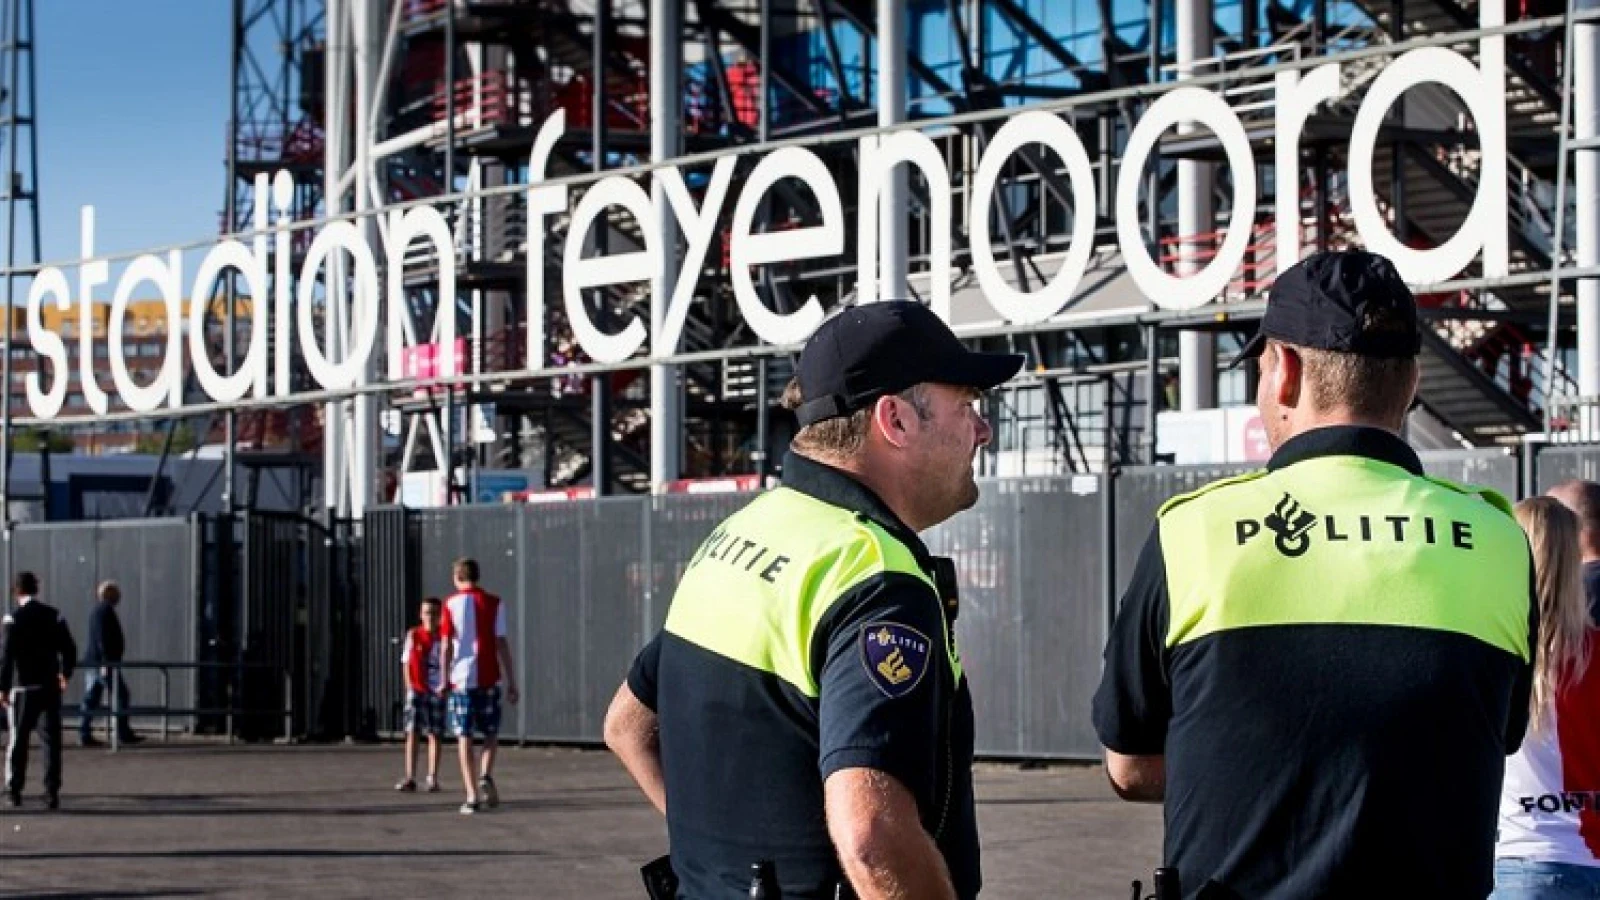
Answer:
[{"xmin": 25, "ymin": 1, "xmax": 1507, "ymax": 420}]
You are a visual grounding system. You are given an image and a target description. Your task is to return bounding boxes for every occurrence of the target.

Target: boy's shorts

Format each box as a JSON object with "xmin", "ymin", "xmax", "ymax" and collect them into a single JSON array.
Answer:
[
  {"xmin": 448, "ymin": 686, "xmax": 502, "ymax": 738},
  {"xmin": 403, "ymin": 691, "xmax": 446, "ymax": 737}
]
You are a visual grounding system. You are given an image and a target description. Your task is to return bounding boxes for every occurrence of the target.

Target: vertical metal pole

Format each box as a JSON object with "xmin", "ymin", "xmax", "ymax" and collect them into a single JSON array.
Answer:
[
  {"xmin": 442, "ymin": 0, "xmax": 457, "ymax": 504},
  {"xmin": 1390, "ymin": 0, "xmax": 1406, "ymax": 246},
  {"xmin": 877, "ymin": 0, "xmax": 908, "ymax": 300},
  {"xmin": 1576, "ymin": 0, "xmax": 1600, "ymax": 433},
  {"xmin": 110, "ymin": 666, "xmax": 120, "ymax": 752},
  {"xmin": 592, "ymin": 0, "xmax": 612, "ymax": 496},
  {"xmin": 1145, "ymin": 323, "xmax": 1160, "ymax": 464},
  {"xmin": 323, "ymin": 0, "xmax": 348, "ymax": 514},
  {"xmin": 649, "ymin": 0, "xmax": 682, "ymax": 488},
  {"xmin": 756, "ymin": 356, "xmax": 771, "ymax": 480},
  {"xmin": 759, "ymin": 0, "xmax": 770, "ymax": 141},
  {"xmin": 1176, "ymin": 0, "xmax": 1215, "ymax": 411},
  {"xmin": 1146, "ymin": 0, "xmax": 1162, "ymax": 252},
  {"xmin": 224, "ymin": 0, "xmax": 241, "ymax": 516},
  {"xmin": 0, "ymin": 0, "xmax": 18, "ymax": 528},
  {"xmin": 351, "ymin": 0, "xmax": 381, "ymax": 516},
  {"xmin": 1546, "ymin": 3, "xmax": 1581, "ymax": 420}
]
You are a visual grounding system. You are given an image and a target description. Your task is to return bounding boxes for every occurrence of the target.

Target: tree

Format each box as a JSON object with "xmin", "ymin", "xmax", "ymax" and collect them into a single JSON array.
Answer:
[
  {"xmin": 10, "ymin": 428, "xmax": 73, "ymax": 453},
  {"xmin": 133, "ymin": 423, "xmax": 197, "ymax": 455}
]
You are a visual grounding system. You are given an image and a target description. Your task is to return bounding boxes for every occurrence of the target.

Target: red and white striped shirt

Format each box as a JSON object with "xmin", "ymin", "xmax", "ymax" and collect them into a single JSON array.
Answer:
[
  {"xmin": 1498, "ymin": 631, "xmax": 1600, "ymax": 866},
  {"xmin": 440, "ymin": 587, "xmax": 507, "ymax": 690}
]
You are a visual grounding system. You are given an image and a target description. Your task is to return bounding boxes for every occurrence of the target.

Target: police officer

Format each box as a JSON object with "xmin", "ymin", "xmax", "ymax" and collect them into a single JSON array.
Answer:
[
  {"xmin": 1, "ymin": 571, "xmax": 78, "ymax": 809},
  {"xmin": 603, "ymin": 301, "xmax": 1022, "ymax": 900},
  {"xmin": 1092, "ymin": 250, "xmax": 1536, "ymax": 898}
]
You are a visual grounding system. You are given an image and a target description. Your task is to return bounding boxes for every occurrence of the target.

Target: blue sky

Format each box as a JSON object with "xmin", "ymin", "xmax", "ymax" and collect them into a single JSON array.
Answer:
[{"xmin": 31, "ymin": 2, "xmax": 229, "ymax": 266}]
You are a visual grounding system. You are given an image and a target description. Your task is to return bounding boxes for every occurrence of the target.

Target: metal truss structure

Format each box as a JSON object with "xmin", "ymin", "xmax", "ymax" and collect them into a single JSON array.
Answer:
[{"xmin": 223, "ymin": 0, "xmax": 1599, "ymax": 513}]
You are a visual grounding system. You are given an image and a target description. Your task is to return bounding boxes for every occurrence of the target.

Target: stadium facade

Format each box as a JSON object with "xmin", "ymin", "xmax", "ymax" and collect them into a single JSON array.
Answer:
[{"xmin": 7, "ymin": 0, "xmax": 1600, "ymax": 517}]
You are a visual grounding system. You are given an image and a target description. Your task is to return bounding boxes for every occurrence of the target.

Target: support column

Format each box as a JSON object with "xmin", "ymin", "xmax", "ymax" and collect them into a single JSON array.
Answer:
[
  {"xmin": 349, "ymin": 0, "xmax": 382, "ymax": 516},
  {"xmin": 322, "ymin": 0, "xmax": 349, "ymax": 513},
  {"xmin": 877, "ymin": 0, "xmax": 908, "ymax": 300},
  {"xmin": 1577, "ymin": 0, "xmax": 1600, "ymax": 430},
  {"xmin": 1177, "ymin": 0, "xmax": 1216, "ymax": 411},
  {"xmin": 591, "ymin": 0, "xmax": 611, "ymax": 496},
  {"xmin": 649, "ymin": 0, "xmax": 681, "ymax": 487}
]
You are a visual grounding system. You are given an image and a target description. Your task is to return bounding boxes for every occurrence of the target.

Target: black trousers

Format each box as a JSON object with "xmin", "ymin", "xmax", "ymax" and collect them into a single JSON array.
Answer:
[{"xmin": 5, "ymin": 686, "xmax": 63, "ymax": 797}]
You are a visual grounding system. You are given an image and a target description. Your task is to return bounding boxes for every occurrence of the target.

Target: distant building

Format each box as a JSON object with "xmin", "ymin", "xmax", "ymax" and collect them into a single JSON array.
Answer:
[{"xmin": 4, "ymin": 297, "xmax": 270, "ymax": 454}]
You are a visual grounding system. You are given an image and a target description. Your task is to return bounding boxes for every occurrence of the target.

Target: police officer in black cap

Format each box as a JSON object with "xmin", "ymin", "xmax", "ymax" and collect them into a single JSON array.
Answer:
[
  {"xmin": 1093, "ymin": 250, "xmax": 1535, "ymax": 898},
  {"xmin": 605, "ymin": 301, "xmax": 1023, "ymax": 899}
]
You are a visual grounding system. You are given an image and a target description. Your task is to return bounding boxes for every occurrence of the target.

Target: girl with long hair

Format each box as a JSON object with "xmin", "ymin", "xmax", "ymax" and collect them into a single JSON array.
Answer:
[{"xmin": 1494, "ymin": 496, "xmax": 1600, "ymax": 897}]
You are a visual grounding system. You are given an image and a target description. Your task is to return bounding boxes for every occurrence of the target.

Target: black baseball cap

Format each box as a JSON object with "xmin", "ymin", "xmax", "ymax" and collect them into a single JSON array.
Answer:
[
  {"xmin": 793, "ymin": 301, "xmax": 1026, "ymax": 427},
  {"xmin": 1232, "ymin": 250, "xmax": 1421, "ymax": 368}
]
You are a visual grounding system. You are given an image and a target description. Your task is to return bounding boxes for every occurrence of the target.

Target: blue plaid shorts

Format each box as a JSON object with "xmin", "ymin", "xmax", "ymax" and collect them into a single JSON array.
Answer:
[
  {"xmin": 403, "ymin": 691, "xmax": 446, "ymax": 736},
  {"xmin": 447, "ymin": 686, "xmax": 502, "ymax": 738}
]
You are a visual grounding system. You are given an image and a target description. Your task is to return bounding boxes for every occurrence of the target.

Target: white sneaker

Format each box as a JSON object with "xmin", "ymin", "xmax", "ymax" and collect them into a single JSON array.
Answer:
[{"xmin": 459, "ymin": 799, "xmax": 479, "ymax": 815}]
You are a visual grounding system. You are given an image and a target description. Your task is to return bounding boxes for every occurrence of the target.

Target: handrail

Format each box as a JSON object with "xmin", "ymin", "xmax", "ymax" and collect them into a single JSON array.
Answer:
[{"xmin": 82, "ymin": 660, "xmax": 292, "ymax": 752}]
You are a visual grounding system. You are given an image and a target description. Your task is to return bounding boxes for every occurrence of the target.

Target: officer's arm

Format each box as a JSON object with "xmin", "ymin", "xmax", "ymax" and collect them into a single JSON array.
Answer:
[
  {"xmin": 1092, "ymin": 526, "xmax": 1173, "ymax": 803},
  {"xmin": 814, "ymin": 576, "xmax": 958, "ymax": 900},
  {"xmin": 605, "ymin": 633, "xmax": 666, "ymax": 815},
  {"xmin": 825, "ymin": 768, "xmax": 955, "ymax": 900}
]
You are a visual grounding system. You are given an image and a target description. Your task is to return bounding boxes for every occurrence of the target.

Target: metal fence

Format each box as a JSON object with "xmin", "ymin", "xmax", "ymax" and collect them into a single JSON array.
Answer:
[
  {"xmin": 3, "ymin": 518, "xmax": 200, "ymax": 719},
  {"xmin": 0, "ymin": 442, "xmax": 1580, "ymax": 759}
]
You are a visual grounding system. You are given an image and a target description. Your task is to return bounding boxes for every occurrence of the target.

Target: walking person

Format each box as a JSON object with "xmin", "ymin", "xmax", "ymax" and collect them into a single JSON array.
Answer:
[
  {"xmin": 1093, "ymin": 250, "xmax": 1537, "ymax": 897},
  {"xmin": 0, "ymin": 571, "xmax": 77, "ymax": 809},
  {"xmin": 396, "ymin": 596, "xmax": 445, "ymax": 793},
  {"xmin": 440, "ymin": 558, "xmax": 519, "ymax": 815},
  {"xmin": 604, "ymin": 300, "xmax": 1022, "ymax": 899},
  {"xmin": 79, "ymin": 580, "xmax": 139, "ymax": 747},
  {"xmin": 1492, "ymin": 496, "xmax": 1600, "ymax": 897}
]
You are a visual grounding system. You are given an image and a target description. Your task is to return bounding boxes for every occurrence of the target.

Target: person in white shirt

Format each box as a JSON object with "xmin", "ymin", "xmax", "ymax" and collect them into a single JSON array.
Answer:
[{"xmin": 1495, "ymin": 497, "xmax": 1600, "ymax": 897}]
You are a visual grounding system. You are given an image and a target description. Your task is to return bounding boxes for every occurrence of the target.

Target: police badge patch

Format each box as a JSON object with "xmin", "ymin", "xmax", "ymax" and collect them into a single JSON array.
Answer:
[{"xmin": 860, "ymin": 622, "xmax": 933, "ymax": 698}]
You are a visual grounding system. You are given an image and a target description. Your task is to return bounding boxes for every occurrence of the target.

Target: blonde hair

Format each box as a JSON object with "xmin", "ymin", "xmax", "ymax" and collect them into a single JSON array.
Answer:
[{"xmin": 1516, "ymin": 496, "xmax": 1592, "ymax": 734}]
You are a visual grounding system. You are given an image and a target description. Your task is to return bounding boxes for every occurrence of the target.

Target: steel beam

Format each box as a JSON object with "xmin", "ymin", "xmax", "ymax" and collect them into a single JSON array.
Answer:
[
  {"xmin": 649, "ymin": 0, "xmax": 682, "ymax": 486},
  {"xmin": 1177, "ymin": 0, "xmax": 1216, "ymax": 411},
  {"xmin": 1578, "ymin": 0, "xmax": 1600, "ymax": 418},
  {"xmin": 877, "ymin": 0, "xmax": 909, "ymax": 301}
]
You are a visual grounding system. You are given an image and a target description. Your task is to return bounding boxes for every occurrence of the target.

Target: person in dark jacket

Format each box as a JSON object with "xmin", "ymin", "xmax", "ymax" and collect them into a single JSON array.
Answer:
[
  {"xmin": 80, "ymin": 580, "xmax": 139, "ymax": 746},
  {"xmin": 1, "ymin": 571, "xmax": 77, "ymax": 809}
]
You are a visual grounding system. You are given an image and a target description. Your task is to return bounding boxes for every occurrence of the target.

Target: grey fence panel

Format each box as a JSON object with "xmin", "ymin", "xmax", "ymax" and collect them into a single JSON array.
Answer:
[
  {"xmin": 1418, "ymin": 449, "xmax": 1520, "ymax": 500},
  {"xmin": 8, "ymin": 519, "xmax": 197, "ymax": 723},
  {"xmin": 925, "ymin": 478, "xmax": 1108, "ymax": 759},
  {"xmin": 412, "ymin": 505, "xmax": 521, "ymax": 600},
  {"xmin": 926, "ymin": 484, "xmax": 1023, "ymax": 756},
  {"xmin": 582, "ymin": 498, "xmax": 651, "ymax": 741},
  {"xmin": 521, "ymin": 501, "xmax": 590, "ymax": 741},
  {"xmin": 1535, "ymin": 446, "xmax": 1600, "ymax": 494},
  {"xmin": 1015, "ymin": 479, "xmax": 1108, "ymax": 758},
  {"xmin": 361, "ymin": 507, "xmax": 416, "ymax": 737},
  {"xmin": 1114, "ymin": 464, "xmax": 1252, "ymax": 598},
  {"xmin": 647, "ymin": 494, "xmax": 755, "ymax": 633}
]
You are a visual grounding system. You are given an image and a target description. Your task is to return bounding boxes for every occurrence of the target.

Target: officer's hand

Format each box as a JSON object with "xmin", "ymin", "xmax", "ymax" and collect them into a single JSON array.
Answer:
[
  {"xmin": 101, "ymin": 666, "xmax": 110, "ymax": 678},
  {"xmin": 508, "ymin": 685, "xmax": 520, "ymax": 706},
  {"xmin": 58, "ymin": 675, "xmax": 68, "ymax": 692},
  {"xmin": 0, "ymin": 693, "xmax": 8, "ymax": 710}
]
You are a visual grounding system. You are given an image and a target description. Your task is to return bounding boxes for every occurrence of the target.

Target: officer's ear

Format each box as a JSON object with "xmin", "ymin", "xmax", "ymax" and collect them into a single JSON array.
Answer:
[
  {"xmin": 1264, "ymin": 341, "xmax": 1303, "ymax": 410},
  {"xmin": 870, "ymin": 394, "xmax": 916, "ymax": 451}
]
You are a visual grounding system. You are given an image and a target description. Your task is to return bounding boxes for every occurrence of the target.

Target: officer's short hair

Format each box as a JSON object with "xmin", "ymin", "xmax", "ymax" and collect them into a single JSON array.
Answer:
[
  {"xmin": 453, "ymin": 557, "xmax": 479, "ymax": 585},
  {"xmin": 1286, "ymin": 342, "xmax": 1417, "ymax": 424},
  {"xmin": 420, "ymin": 596, "xmax": 441, "ymax": 611},
  {"xmin": 781, "ymin": 378, "xmax": 935, "ymax": 458},
  {"xmin": 97, "ymin": 580, "xmax": 119, "ymax": 601},
  {"xmin": 14, "ymin": 571, "xmax": 37, "ymax": 596}
]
